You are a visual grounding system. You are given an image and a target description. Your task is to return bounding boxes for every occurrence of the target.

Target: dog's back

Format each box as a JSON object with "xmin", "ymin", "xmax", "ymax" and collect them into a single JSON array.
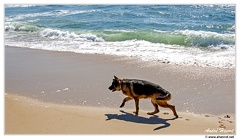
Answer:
[{"xmin": 123, "ymin": 79, "xmax": 170, "ymax": 97}]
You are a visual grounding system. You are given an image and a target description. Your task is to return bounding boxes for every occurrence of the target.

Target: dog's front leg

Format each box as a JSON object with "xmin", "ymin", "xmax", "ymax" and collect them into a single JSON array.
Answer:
[
  {"xmin": 133, "ymin": 97, "xmax": 139, "ymax": 115},
  {"xmin": 120, "ymin": 97, "xmax": 132, "ymax": 108}
]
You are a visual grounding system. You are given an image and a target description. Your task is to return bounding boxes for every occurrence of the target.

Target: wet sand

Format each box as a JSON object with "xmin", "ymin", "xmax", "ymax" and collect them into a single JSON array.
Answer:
[{"xmin": 5, "ymin": 46, "xmax": 235, "ymax": 134}]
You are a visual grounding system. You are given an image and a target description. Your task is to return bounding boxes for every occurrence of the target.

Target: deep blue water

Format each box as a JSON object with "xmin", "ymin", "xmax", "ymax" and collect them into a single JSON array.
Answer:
[{"xmin": 5, "ymin": 5, "xmax": 235, "ymax": 68}]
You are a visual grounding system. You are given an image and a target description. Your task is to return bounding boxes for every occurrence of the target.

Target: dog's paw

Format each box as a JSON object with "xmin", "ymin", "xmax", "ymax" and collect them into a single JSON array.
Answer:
[
  {"xmin": 133, "ymin": 111, "xmax": 139, "ymax": 115},
  {"xmin": 119, "ymin": 103, "xmax": 125, "ymax": 108},
  {"xmin": 147, "ymin": 112, "xmax": 154, "ymax": 115},
  {"xmin": 147, "ymin": 112, "xmax": 157, "ymax": 115},
  {"xmin": 147, "ymin": 110, "xmax": 159, "ymax": 115}
]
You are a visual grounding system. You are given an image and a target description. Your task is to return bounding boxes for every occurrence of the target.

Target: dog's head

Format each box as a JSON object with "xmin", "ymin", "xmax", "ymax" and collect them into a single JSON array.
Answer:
[{"xmin": 108, "ymin": 75, "xmax": 122, "ymax": 92}]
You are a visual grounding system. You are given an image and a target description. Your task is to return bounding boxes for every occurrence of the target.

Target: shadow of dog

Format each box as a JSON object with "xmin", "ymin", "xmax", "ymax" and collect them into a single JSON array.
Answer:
[{"xmin": 105, "ymin": 110, "xmax": 177, "ymax": 131}]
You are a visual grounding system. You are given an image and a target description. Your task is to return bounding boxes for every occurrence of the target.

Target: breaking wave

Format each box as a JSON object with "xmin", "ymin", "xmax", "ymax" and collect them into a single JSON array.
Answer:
[{"xmin": 5, "ymin": 22, "xmax": 235, "ymax": 48}]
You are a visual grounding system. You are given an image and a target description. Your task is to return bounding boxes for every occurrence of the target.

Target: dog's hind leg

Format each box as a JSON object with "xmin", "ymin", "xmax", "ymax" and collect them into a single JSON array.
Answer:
[
  {"xmin": 147, "ymin": 98, "xmax": 159, "ymax": 115},
  {"xmin": 158, "ymin": 101, "xmax": 178, "ymax": 118},
  {"xmin": 120, "ymin": 97, "xmax": 132, "ymax": 108}
]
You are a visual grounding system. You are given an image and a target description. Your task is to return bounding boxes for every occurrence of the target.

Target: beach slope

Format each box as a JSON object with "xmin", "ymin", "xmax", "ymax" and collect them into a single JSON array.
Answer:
[{"xmin": 5, "ymin": 93, "xmax": 235, "ymax": 134}]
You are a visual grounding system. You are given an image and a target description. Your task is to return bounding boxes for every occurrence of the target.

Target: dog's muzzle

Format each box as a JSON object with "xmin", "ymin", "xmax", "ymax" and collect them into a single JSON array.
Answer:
[{"xmin": 108, "ymin": 86, "xmax": 116, "ymax": 92}]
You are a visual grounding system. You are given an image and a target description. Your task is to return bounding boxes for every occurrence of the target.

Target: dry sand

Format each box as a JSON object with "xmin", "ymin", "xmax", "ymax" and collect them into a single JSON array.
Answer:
[
  {"xmin": 5, "ymin": 93, "xmax": 235, "ymax": 134},
  {"xmin": 5, "ymin": 46, "xmax": 236, "ymax": 134}
]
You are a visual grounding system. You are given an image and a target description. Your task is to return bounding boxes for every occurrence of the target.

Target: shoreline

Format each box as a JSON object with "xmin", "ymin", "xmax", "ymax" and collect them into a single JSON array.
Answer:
[
  {"xmin": 4, "ymin": 46, "xmax": 236, "ymax": 134},
  {"xmin": 5, "ymin": 93, "xmax": 235, "ymax": 134},
  {"xmin": 5, "ymin": 46, "xmax": 235, "ymax": 115}
]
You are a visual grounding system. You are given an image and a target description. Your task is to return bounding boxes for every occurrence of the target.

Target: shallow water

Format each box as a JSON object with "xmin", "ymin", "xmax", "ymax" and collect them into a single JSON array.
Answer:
[{"xmin": 5, "ymin": 5, "xmax": 235, "ymax": 68}]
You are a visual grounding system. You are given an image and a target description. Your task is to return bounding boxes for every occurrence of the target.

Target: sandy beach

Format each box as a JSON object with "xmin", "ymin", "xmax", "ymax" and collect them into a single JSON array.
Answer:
[
  {"xmin": 5, "ymin": 46, "xmax": 235, "ymax": 134},
  {"xmin": 5, "ymin": 93, "xmax": 235, "ymax": 134}
]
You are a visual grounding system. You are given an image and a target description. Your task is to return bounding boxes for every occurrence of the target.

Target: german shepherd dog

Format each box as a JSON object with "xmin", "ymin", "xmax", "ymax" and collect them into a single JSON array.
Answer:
[{"xmin": 108, "ymin": 76, "xmax": 178, "ymax": 118}]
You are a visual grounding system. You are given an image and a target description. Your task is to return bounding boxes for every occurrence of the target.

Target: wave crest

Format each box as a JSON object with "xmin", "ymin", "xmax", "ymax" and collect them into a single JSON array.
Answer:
[
  {"xmin": 5, "ymin": 22, "xmax": 40, "ymax": 32},
  {"xmin": 5, "ymin": 22, "xmax": 235, "ymax": 47},
  {"xmin": 99, "ymin": 30, "xmax": 235, "ymax": 47},
  {"xmin": 40, "ymin": 28, "xmax": 105, "ymax": 42}
]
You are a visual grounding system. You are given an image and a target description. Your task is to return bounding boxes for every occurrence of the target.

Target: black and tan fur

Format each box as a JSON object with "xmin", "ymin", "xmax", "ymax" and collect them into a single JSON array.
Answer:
[{"xmin": 108, "ymin": 76, "xmax": 178, "ymax": 118}]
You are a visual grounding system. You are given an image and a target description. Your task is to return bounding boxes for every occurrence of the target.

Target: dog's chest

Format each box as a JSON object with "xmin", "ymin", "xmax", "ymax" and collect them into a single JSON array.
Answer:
[{"xmin": 122, "ymin": 90, "xmax": 133, "ymax": 97}]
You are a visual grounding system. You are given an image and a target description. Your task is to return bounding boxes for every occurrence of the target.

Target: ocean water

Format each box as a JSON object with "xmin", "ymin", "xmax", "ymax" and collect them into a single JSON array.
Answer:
[{"xmin": 5, "ymin": 5, "xmax": 235, "ymax": 68}]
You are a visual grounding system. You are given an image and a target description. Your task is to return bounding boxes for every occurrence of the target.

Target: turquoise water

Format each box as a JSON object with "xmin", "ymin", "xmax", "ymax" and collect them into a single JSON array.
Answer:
[{"xmin": 5, "ymin": 5, "xmax": 235, "ymax": 68}]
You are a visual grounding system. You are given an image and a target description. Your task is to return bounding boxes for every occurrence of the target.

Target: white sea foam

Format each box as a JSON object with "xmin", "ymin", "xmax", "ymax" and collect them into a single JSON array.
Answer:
[
  {"xmin": 5, "ymin": 22, "xmax": 41, "ymax": 32},
  {"xmin": 175, "ymin": 30, "xmax": 235, "ymax": 39},
  {"xmin": 5, "ymin": 9, "xmax": 100, "ymax": 22},
  {"xmin": 4, "ymin": 23, "xmax": 235, "ymax": 69},
  {"xmin": 40, "ymin": 28, "xmax": 105, "ymax": 42},
  {"xmin": 5, "ymin": 32, "xmax": 235, "ymax": 69},
  {"xmin": 5, "ymin": 5, "xmax": 39, "ymax": 8}
]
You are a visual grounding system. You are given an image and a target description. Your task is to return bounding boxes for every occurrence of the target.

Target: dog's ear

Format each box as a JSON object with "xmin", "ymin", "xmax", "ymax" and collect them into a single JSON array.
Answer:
[{"xmin": 114, "ymin": 75, "xmax": 119, "ymax": 80}]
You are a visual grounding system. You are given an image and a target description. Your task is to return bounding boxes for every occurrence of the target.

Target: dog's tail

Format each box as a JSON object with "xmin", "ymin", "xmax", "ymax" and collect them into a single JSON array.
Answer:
[{"xmin": 156, "ymin": 92, "xmax": 171, "ymax": 100}]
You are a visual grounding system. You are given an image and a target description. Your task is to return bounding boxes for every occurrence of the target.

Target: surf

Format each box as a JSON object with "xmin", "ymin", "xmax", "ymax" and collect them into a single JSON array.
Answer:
[{"xmin": 5, "ymin": 22, "xmax": 235, "ymax": 48}]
